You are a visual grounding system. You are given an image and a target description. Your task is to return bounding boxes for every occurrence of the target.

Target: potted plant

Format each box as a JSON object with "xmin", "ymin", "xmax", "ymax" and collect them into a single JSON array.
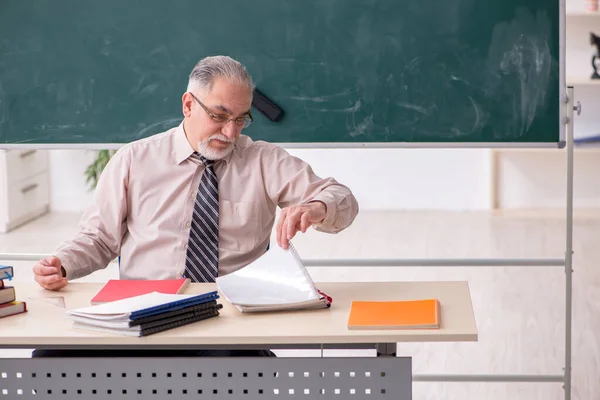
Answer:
[{"xmin": 84, "ymin": 150, "xmax": 116, "ymax": 190}]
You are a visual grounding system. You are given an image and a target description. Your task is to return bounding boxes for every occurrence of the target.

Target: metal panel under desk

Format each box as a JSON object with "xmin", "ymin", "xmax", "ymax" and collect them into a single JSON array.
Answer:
[{"xmin": 0, "ymin": 356, "xmax": 412, "ymax": 399}]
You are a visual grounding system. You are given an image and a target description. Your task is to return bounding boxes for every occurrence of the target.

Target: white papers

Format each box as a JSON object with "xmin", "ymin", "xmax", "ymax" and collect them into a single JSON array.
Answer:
[
  {"xmin": 71, "ymin": 322, "xmax": 144, "ymax": 336},
  {"xmin": 67, "ymin": 292, "xmax": 199, "ymax": 321},
  {"xmin": 66, "ymin": 291, "xmax": 221, "ymax": 337},
  {"xmin": 216, "ymin": 242, "xmax": 331, "ymax": 312},
  {"xmin": 70, "ymin": 315, "xmax": 135, "ymax": 329}
]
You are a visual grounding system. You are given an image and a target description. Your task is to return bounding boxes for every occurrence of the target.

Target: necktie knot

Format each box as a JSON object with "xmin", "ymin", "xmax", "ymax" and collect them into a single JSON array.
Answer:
[{"xmin": 196, "ymin": 153, "xmax": 215, "ymax": 168}]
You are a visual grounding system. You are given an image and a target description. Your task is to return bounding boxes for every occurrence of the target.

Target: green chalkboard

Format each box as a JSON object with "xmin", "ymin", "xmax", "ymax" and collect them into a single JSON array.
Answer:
[{"xmin": 0, "ymin": 0, "xmax": 562, "ymax": 146}]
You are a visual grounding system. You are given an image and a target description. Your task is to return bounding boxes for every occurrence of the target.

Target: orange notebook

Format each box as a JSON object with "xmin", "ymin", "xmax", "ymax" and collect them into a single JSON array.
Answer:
[
  {"xmin": 90, "ymin": 279, "xmax": 190, "ymax": 305},
  {"xmin": 347, "ymin": 299, "xmax": 440, "ymax": 330}
]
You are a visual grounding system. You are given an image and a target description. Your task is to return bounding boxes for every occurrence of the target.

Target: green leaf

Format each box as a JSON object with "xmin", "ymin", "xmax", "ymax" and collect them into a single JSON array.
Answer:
[{"xmin": 84, "ymin": 149, "xmax": 116, "ymax": 191}]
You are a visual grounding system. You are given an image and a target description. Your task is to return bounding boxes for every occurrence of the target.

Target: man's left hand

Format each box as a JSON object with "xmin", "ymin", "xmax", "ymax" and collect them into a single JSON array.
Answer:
[{"xmin": 276, "ymin": 201, "xmax": 327, "ymax": 249}]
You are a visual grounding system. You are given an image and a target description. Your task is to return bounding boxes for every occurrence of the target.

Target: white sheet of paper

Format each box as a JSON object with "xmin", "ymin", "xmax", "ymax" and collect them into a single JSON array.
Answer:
[
  {"xmin": 216, "ymin": 242, "xmax": 320, "ymax": 306},
  {"xmin": 67, "ymin": 292, "xmax": 199, "ymax": 319},
  {"xmin": 72, "ymin": 322, "xmax": 142, "ymax": 337}
]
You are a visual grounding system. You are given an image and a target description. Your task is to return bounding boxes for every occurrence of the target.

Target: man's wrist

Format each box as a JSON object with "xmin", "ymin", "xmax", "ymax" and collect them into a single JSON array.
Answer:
[{"xmin": 309, "ymin": 200, "xmax": 327, "ymax": 222}]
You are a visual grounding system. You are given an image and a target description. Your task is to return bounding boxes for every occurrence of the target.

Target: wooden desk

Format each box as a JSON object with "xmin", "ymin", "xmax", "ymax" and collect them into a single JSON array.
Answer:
[
  {"xmin": 0, "ymin": 281, "xmax": 476, "ymax": 399},
  {"xmin": 0, "ymin": 281, "xmax": 477, "ymax": 349}
]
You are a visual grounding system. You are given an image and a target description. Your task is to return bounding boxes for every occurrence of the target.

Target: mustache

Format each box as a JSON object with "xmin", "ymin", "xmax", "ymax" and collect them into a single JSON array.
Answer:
[{"xmin": 207, "ymin": 134, "xmax": 233, "ymax": 144}]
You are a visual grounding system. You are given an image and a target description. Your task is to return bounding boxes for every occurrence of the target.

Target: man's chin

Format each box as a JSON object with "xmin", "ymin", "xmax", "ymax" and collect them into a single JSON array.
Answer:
[
  {"xmin": 198, "ymin": 142, "xmax": 234, "ymax": 160},
  {"xmin": 210, "ymin": 141, "xmax": 231, "ymax": 150}
]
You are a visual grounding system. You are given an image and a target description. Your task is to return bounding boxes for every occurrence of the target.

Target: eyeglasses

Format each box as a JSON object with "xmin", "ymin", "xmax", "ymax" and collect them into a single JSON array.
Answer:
[{"xmin": 189, "ymin": 93, "xmax": 253, "ymax": 128}]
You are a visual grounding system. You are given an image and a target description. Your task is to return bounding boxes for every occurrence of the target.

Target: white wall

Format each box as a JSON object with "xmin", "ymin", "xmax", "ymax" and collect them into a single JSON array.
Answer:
[
  {"xmin": 49, "ymin": 150, "xmax": 95, "ymax": 213},
  {"xmin": 49, "ymin": 148, "xmax": 492, "ymax": 212},
  {"xmin": 290, "ymin": 148, "xmax": 492, "ymax": 210}
]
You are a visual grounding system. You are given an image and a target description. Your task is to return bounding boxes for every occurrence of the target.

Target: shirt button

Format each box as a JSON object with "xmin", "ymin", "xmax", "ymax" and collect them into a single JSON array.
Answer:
[{"xmin": 185, "ymin": 221, "xmax": 191, "ymax": 228}]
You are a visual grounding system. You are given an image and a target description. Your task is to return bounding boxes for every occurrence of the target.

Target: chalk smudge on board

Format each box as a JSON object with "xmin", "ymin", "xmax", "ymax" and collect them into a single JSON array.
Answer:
[
  {"xmin": 290, "ymin": 88, "xmax": 354, "ymax": 103},
  {"xmin": 309, "ymin": 99, "xmax": 362, "ymax": 113},
  {"xmin": 486, "ymin": 8, "xmax": 553, "ymax": 137}
]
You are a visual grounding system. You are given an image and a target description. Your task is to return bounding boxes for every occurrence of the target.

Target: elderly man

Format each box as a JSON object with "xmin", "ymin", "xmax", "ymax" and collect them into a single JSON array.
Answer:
[{"xmin": 31, "ymin": 55, "xmax": 359, "ymax": 356}]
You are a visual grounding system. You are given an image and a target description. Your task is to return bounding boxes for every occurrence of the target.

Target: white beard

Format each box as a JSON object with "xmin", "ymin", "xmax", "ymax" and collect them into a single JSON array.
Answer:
[{"xmin": 197, "ymin": 134, "xmax": 234, "ymax": 160}]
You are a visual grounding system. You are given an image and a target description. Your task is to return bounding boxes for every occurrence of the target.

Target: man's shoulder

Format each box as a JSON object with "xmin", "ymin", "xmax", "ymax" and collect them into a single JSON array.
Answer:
[
  {"xmin": 115, "ymin": 127, "xmax": 178, "ymax": 158},
  {"xmin": 124, "ymin": 127, "xmax": 177, "ymax": 151},
  {"xmin": 235, "ymin": 135, "xmax": 288, "ymax": 159}
]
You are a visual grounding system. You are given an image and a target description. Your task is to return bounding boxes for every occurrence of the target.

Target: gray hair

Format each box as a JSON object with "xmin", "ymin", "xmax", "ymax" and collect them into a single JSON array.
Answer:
[{"xmin": 187, "ymin": 55, "xmax": 255, "ymax": 94}]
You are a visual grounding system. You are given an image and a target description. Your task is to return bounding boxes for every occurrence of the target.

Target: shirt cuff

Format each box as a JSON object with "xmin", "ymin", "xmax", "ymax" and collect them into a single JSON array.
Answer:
[
  {"xmin": 54, "ymin": 252, "xmax": 75, "ymax": 281},
  {"xmin": 307, "ymin": 192, "xmax": 337, "ymax": 230}
]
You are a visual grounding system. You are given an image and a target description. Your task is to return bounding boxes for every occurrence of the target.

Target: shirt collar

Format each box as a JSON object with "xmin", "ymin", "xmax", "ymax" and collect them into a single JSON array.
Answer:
[{"xmin": 174, "ymin": 121, "xmax": 235, "ymax": 165}]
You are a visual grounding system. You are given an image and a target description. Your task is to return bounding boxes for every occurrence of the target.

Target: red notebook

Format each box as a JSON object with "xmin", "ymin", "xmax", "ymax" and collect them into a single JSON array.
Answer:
[{"xmin": 90, "ymin": 279, "xmax": 190, "ymax": 304}]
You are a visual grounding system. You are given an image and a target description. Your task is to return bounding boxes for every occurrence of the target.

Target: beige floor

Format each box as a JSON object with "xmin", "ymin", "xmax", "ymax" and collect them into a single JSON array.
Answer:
[{"xmin": 1, "ymin": 210, "xmax": 598, "ymax": 400}]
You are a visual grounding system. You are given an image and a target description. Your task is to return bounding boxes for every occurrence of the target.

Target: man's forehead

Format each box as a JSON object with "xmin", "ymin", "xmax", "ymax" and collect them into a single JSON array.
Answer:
[
  {"xmin": 204, "ymin": 90, "xmax": 252, "ymax": 115},
  {"xmin": 213, "ymin": 104, "xmax": 235, "ymax": 114}
]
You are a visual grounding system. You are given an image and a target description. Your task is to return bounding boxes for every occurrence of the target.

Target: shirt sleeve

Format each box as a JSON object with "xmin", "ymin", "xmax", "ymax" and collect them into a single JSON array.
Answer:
[
  {"xmin": 54, "ymin": 147, "xmax": 130, "ymax": 280},
  {"xmin": 266, "ymin": 145, "xmax": 359, "ymax": 234}
]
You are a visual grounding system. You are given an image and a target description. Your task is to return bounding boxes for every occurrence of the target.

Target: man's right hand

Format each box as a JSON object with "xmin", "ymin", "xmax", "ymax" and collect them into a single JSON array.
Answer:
[{"xmin": 33, "ymin": 256, "xmax": 68, "ymax": 291}]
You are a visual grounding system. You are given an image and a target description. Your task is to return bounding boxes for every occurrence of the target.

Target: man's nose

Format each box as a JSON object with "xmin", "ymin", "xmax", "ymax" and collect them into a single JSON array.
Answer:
[{"xmin": 222, "ymin": 121, "xmax": 239, "ymax": 139}]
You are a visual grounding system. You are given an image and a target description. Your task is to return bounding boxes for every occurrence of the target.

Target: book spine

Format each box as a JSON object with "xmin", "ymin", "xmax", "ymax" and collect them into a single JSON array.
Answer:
[
  {"xmin": 135, "ymin": 304, "xmax": 223, "ymax": 330},
  {"xmin": 140, "ymin": 310, "xmax": 220, "ymax": 337},
  {"xmin": 130, "ymin": 292, "xmax": 220, "ymax": 319},
  {"xmin": 129, "ymin": 301, "xmax": 219, "ymax": 326}
]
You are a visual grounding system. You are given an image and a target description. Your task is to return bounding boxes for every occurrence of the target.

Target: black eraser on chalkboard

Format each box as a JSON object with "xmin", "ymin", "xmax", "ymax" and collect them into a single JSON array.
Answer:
[{"xmin": 252, "ymin": 88, "xmax": 284, "ymax": 122}]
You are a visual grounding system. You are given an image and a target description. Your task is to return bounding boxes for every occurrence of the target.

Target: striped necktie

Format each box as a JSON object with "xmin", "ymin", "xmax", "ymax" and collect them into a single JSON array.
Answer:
[{"xmin": 184, "ymin": 153, "xmax": 219, "ymax": 282}]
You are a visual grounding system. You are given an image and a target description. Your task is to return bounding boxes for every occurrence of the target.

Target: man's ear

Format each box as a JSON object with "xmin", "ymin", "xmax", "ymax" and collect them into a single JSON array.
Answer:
[{"xmin": 182, "ymin": 92, "xmax": 193, "ymax": 117}]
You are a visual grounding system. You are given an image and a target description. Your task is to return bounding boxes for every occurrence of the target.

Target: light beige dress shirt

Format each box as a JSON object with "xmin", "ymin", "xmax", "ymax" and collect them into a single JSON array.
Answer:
[{"xmin": 55, "ymin": 122, "xmax": 358, "ymax": 280}]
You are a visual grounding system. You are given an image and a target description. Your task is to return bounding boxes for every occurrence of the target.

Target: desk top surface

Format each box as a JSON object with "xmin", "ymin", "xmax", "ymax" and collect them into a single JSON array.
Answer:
[{"xmin": 0, "ymin": 281, "xmax": 477, "ymax": 348}]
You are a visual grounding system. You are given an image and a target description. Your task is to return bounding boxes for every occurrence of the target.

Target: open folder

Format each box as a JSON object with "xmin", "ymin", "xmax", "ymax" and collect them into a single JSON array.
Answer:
[{"xmin": 216, "ymin": 242, "xmax": 331, "ymax": 313}]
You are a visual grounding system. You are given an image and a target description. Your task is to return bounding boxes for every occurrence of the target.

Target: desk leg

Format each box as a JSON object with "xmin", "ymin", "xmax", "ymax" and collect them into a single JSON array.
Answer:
[{"xmin": 376, "ymin": 343, "xmax": 397, "ymax": 357}]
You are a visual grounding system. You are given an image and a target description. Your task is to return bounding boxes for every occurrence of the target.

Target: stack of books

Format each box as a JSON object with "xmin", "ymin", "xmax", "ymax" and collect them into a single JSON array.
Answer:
[
  {"xmin": 0, "ymin": 265, "xmax": 27, "ymax": 319},
  {"xmin": 216, "ymin": 242, "xmax": 332, "ymax": 313},
  {"xmin": 67, "ymin": 291, "xmax": 222, "ymax": 337}
]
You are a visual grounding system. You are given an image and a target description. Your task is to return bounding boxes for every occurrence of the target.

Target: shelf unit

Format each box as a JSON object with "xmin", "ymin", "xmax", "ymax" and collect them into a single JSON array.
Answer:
[
  {"xmin": 565, "ymin": 11, "xmax": 600, "ymax": 16},
  {"xmin": 567, "ymin": 79, "xmax": 600, "ymax": 85},
  {"xmin": 490, "ymin": 146, "xmax": 600, "ymax": 212}
]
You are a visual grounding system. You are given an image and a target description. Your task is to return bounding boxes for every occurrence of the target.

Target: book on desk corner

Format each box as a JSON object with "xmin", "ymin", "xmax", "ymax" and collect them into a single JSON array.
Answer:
[
  {"xmin": 0, "ymin": 265, "xmax": 27, "ymax": 319},
  {"xmin": 347, "ymin": 299, "xmax": 440, "ymax": 330},
  {"xmin": 0, "ymin": 302, "xmax": 27, "ymax": 319},
  {"xmin": 90, "ymin": 278, "xmax": 190, "ymax": 304},
  {"xmin": 215, "ymin": 242, "xmax": 331, "ymax": 313}
]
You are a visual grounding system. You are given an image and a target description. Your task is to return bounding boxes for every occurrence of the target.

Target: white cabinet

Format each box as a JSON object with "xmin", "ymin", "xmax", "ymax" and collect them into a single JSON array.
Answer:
[{"xmin": 0, "ymin": 150, "xmax": 50, "ymax": 233}]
